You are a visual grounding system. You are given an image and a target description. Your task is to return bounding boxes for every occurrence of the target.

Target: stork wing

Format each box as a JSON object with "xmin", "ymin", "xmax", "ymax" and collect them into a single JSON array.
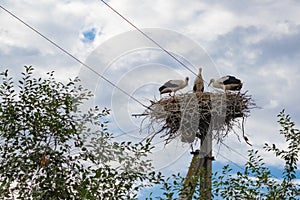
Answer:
[
  {"xmin": 163, "ymin": 80, "xmax": 183, "ymax": 88},
  {"xmin": 217, "ymin": 76, "xmax": 230, "ymax": 84},
  {"xmin": 223, "ymin": 75, "xmax": 241, "ymax": 85}
]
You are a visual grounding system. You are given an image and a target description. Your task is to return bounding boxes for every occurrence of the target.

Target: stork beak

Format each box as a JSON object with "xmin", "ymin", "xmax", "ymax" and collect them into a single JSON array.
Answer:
[{"xmin": 208, "ymin": 80, "xmax": 212, "ymax": 87}]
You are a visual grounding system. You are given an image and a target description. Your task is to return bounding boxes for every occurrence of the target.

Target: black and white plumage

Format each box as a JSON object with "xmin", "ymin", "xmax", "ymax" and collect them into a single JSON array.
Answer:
[
  {"xmin": 193, "ymin": 67, "xmax": 204, "ymax": 93},
  {"xmin": 208, "ymin": 75, "xmax": 243, "ymax": 92},
  {"xmin": 159, "ymin": 77, "xmax": 189, "ymax": 96}
]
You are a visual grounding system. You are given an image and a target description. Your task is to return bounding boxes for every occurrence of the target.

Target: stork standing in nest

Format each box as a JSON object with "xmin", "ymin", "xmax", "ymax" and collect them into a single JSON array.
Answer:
[
  {"xmin": 159, "ymin": 77, "xmax": 189, "ymax": 97},
  {"xmin": 193, "ymin": 67, "xmax": 204, "ymax": 93},
  {"xmin": 209, "ymin": 75, "xmax": 243, "ymax": 92}
]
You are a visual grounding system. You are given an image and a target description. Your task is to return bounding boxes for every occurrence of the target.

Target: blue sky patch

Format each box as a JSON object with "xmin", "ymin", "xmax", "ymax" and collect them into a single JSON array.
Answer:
[{"xmin": 82, "ymin": 28, "xmax": 96, "ymax": 43}]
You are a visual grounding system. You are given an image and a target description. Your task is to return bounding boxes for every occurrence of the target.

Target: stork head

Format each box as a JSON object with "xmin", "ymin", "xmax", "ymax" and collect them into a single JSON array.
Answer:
[
  {"xmin": 198, "ymin": 67, "xmax": 202, "ymax": 73},
  {"xmin": 208, "ymin": 78, "xmax": 215, "ymax": 87},
  {"xmin": 185, "ymin": 77, "xmax": 189, "ymax": 83}
]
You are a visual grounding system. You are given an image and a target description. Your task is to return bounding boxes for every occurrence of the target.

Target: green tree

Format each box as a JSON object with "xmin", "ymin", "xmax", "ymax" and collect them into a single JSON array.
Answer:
[
  {"xmin": 213, "ymin": 110, "xmax": 300, "ymax": 199},
  {"xmin": 0, "ymin": 66, "xmax": 160, "ymax": 199}
]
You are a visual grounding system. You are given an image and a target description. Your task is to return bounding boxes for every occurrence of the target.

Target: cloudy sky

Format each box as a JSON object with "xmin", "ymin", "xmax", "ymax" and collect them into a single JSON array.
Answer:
[{"xmin": 1, "ymin": 0, "xmax": 300, "ymax": 197}]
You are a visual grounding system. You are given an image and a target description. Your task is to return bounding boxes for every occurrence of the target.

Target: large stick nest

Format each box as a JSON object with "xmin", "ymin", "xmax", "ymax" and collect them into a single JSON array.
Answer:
[{"xmin": 136, "ymin": 91, "xmax": 256, "ymax": 146}]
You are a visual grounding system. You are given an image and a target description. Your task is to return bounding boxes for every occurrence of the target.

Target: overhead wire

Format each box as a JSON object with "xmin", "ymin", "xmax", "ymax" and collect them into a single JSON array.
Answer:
[
  {"xmin": 213, "ymin": 150, "xmax": 245, "ymax": 171},
  {"xmin": 0, "ymin": 4, "xmax": 150, "ymax": 110},
  {"xmin": 99, "ymin": 0, "xmax": 199, "ymax": 78},
  {"xmin": 214, "ymin": 141, "xmax": 282, "ymax": 180},
  {"xmin": 219, "ymin": 142, "xmax": 249, "ymax": 161}
]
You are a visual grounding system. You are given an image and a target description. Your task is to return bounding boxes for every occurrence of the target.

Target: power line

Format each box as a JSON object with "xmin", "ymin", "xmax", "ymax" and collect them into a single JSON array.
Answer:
[
  {"xmin": 214, "ymin": 142, "xmax": 282, "ymax": 180},
  {"xmin": 0, "ymin": 4, "xmax": 150, "ymax": 110},
  {"xmin": 220, "ymin": 142, "xmax": 249, "ymax": 161},
  {"xmin": 214, "ymin": 150, "xmax": 245, "ymax": 171},
  {"xmin": 99, "ymin": 0, "xmax": 199, "ymax": 78}
]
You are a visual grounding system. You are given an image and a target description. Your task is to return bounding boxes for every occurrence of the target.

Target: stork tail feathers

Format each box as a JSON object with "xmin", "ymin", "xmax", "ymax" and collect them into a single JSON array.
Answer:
[
  {"xmin": 192, "ymin": 84, "xmax": 197, "ymax": 92},
  {"xmin": 159, "ymin": 85, "xmax": 166, "ymax": 92}
]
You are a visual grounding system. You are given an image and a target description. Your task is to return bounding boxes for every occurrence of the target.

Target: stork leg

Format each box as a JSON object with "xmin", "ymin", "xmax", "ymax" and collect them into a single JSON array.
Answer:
[
  {"xmin": 235, "ymin": 89, "xmax": 241, "ymax": 98},
  {"xmin": 172, "ymin": 94, "xmax": 175, "ymax": 100},
  {"xmin": 190, "ymin": 143, "xmax": 194, "ymax": 153},
  {"xmin": 224, "ymin": 88, "xmax": 227, "ymax": 94},
  {"xmin": 168, "ymin": 91, "xmax": 175, "ymax": 96}
]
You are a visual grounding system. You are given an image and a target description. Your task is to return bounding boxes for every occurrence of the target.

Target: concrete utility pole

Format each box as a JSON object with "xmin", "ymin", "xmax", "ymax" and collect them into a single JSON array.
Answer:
[
  {"xmin": 180, "ymin": 131, "xmax": 214, "ymax": 200},
  {"xmin": 199, "ymin": 130, "xmax": 213, "ymax": 200}
]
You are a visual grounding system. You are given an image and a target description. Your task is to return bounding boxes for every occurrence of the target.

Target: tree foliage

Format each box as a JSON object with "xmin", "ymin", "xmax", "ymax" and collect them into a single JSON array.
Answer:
[
  {"xmin": 212, "ymin": 110, "xmax": 300, "ymax": 199},
  {"xmin": 0, "ymin": 66, "xmax": 161, "ymax": 199}
]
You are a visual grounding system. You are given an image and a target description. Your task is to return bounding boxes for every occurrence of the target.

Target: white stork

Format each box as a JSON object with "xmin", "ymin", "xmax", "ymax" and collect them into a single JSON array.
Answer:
[
  {"xmin": 193, "ymin": 67, "xmax": 204, "ymax": 93},
  {"xmin": 208, "ymin": 75, "xmax": 243, "ymax": 92},
  {"xmin": 159, "ymin": 77, "xmax": 189, "ymax": 96}
]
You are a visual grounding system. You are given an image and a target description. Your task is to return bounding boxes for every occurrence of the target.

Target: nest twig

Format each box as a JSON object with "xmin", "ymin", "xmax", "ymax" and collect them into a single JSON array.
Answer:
[{"xmin": 136, "ymin": 91, "xmax": 256, "ymax": 145}]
